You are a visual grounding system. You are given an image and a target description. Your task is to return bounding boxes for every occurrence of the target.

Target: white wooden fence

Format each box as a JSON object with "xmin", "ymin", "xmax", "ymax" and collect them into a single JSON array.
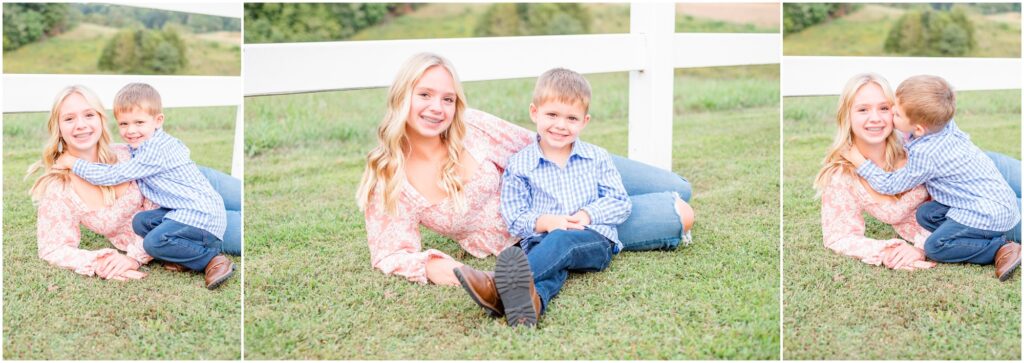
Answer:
[
  {"xmin": 2, "ymin": 4, "xmax": 243, "ymax": 179},
  {"xmin": 244, "ymin": 3, "xmax": 782, "ymax": 171},
  {"xmin": 782, "ymin": 56, "xmax": 1022, "ymax": 96}
]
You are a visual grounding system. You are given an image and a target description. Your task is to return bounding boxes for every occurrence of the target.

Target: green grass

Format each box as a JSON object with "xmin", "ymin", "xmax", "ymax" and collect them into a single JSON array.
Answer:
[
  {"xmin": 243, "ymin": 65, "xmax": 780, "ymax": 359},
  {"xmin": 3, "ymin": 107, "xmax": 241, "ymax": 359},
  {"xmin": 784, "ymin": 4, "xmax": 1021, "ymax": 57},
  {"xmin": 3, "ymin": 23, "xmax": 241, "ymax": 75},
  {"xmin": 350, "ymin": 3, "xmax": 773, "ymax": 41},
  {"xmin": 782, "ymin": 90, "xmax": 1021, "ymax": 359}
]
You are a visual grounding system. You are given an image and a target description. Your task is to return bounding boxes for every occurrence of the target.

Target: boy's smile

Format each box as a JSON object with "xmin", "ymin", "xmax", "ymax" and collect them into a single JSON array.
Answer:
[
  {"xmin": 530, "ymin": 100, "xmax": 590, "ymax": 155},
  {"xmin": 117, "ymin": 107, "xmax": 165, "ymax": 148}
]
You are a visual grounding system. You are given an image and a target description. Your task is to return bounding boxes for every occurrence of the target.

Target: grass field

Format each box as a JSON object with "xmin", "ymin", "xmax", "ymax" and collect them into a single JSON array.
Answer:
[
  {"xmin": 3, "ymin": 23, "xmax": 241, "ymax": 76},
  {"xmin": 243, "ymin": 65, "xmax": 780, "ymax": 359},
  {"xmin": 783, "ymin": 4, "xmax": 1021, "ymax": 57},
  {"xmin": 782, "ymin": 90, "xmax": 1021, "ymax": 359},
  {"xmin": 349, "ymin": 3, "xmax": 775, "ymax": 41},
  {"xmin": 3, "ymin": 107, "xmax": 241, "ymax": 359}
]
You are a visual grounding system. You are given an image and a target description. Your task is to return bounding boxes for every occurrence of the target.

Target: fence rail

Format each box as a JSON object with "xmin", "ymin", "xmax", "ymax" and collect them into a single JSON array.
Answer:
[{"xmin": 782, "ymin": 56, "xmax": 1022, "ymax": 96}]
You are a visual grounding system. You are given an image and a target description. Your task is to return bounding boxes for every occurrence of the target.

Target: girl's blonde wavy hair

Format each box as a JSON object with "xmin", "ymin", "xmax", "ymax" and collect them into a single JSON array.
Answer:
[
  {"xmin": 813, "ymin": 73, "xmax": 906, "ymax": 194},
  {"xmin": 26, "ymin": 85, "xmax": 119, "ymax": 205},
  {"xmin": 356, "ymin": 53, "xmax": 468, "ymax": 214}
]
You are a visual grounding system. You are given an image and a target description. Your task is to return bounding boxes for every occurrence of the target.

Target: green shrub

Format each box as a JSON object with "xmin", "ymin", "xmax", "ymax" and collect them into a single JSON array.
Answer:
[
  {"xmin": 782, "ymin": 3, "xmax": 857, "ymax": 35},
  {"xmin": 97, "ymin": 27, "xmax": 188, "ymax": 74},
  {"xmin": 474, "ymin": 3, "xmax": 591, "ymax": 37},
  {"xmin": 244, "ymin": 3, "xmax": 394, "ymax": 43},
  {"xmin": 3, "ymin": 3, "xmax": 74, "ymax": 51},
  {"xmin": 884, "ymin": 7, "xmax": 976, "ymax": 56}
]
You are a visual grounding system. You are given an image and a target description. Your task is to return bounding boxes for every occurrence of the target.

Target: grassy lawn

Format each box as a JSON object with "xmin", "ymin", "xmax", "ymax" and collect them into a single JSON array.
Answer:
[
  {"xmin": 349, "ymin": 3, "xmax": 774, "ymax": 41},
  {"xmin": 3, "ymin": 106, "xmax": 241, "ymax": 359},
  {"xmin": 243, "ymin": 65, "xmax": 780, "ymax": 359},
  {"xmin": 783, "ymin": 4, "xmax": 1021, "ymax": 57},
  {"xmin": 782, "ymin": 90, "xmax": 1021, "ymax": 359},
  {"xmin": 3, "ymin": 23, "xmax": 241, "ymax": 76}
]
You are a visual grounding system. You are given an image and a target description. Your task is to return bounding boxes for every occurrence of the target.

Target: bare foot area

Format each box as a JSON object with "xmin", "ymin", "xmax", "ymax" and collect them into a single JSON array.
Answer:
[{"xmin": 676, "ymin": 3, "xmax": 780, "ymax": 27}]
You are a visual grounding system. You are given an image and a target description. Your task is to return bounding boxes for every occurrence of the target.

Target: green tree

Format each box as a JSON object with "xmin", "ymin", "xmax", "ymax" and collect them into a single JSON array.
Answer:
[
  {"xmin": 884, "ymin": 7, "xmax": 975, "ymax": 56},
  {"xmin": 474, "ymin": 3, "xmax": 591, "ymax": 37},
  {"xmin": 98, "ymin": 27, "xmax": 188, "ymax": 74},
  {"xmin": 3, "ymin": 3, "xmax": 75, "ymax": 51}
]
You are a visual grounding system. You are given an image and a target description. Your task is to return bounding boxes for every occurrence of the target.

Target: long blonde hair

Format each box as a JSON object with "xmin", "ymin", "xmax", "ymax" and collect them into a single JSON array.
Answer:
[
  {"xmin": 356, "ymin": 53, "xmax": 469, "ymax": 214},
  {"xmin": 813, "ymin": 73, "xmax": 906, "ymax": 193},
  {"xmin": 26, "ymin": 85, "xmax": 119, "ymax": 205}
]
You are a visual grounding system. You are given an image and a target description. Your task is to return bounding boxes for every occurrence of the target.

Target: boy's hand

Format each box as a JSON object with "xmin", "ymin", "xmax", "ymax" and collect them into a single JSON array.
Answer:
[
  {"xmin": 535, "ymin": 214, "xmax": 585, "ymax": 233},
  {"xmin": 571, "ymin": 210, "xmax": 591, "ymax": 226},
  {"xmin": 52, "ymin": 153, "xmax": 78, "ymax": 170},
  {"xmin": 840, "ymin": 144, "xmax": 867, "ymax": 167}
]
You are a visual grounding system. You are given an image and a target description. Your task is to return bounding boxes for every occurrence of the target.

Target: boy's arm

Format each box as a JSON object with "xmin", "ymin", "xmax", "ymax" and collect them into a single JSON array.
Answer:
[
  {"xmin": 500, "ymin": 168, "xmax": 541, "ymax": 239},
  {"xmin": 856, "ymin": 150, "xmax": 934, "ymax": 196},
  {"xmin": 579, "ymin": 152, "xmax": 632, "ymax": 226},
  {"xmin": 70, "ymin": 142, "xmax": 189, "ymax": 186}
]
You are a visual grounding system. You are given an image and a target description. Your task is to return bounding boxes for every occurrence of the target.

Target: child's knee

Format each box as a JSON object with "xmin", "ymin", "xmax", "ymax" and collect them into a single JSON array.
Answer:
[{"xmin": 132, "ymin": 213, "xmax": 149, "ymax": 236}]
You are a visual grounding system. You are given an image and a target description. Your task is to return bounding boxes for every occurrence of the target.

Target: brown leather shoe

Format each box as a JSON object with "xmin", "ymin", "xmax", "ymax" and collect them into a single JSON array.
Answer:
[
  {"xmin": 162, "ymin": 261, "xmax": 189, "ymax": 272},
  {"xmin": 995, "ymin": 242, "xmax": 1021, "ymax": 281},
  {"xmin": 454, "ymin": 266, "xmax": 503, "ymax": 317},
  {"xmin": 495, "ymin": 247, "xmax": 542, "ymax": 327},
  {"xmin": 205, "ymin": 255, "xmax": 235, "ymax": 290}
]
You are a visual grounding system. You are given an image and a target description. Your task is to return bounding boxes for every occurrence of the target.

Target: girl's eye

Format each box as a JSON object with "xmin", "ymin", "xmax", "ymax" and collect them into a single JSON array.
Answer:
[
  {"xmin": 418, "ymin": 93, "xmax": 429, "ymax": 98},
  {"xmin": 443, "ymin": 97, "xmax": 455, "ymax": 104}
]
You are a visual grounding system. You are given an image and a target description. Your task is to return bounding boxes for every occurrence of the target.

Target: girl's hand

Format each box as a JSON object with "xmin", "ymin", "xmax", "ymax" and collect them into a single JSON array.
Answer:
[
  {"xmin": 882, "ymin": 244, "xmax": 929, "ymax": 270},
  {"xmin": 536, "ymin": 214, "xmax": 585, "ymax": 233},
  {"xmin": 96, "ymin": 253, "xmax": 142, "ymax": 280}
]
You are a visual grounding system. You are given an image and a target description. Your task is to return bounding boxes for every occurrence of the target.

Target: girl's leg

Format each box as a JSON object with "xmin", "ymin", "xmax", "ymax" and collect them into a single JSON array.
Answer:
[
  {"xmin": 613, "ymin": 155, "xmax": 692, "ymax": 201},
  {"xmin": 199, "ymin": 166, "xmax": 242, "ymax": 211},
  {"xmin": 219, "ymin": 210, "xmax": 242, "ymax": 256},
  {"xmin": 619, "ymin": 192, "xmax": 685, "ymax": 251},
  {"xmin": 985, "ymin": 151, "xmax": 1021, "ymax": 242}
]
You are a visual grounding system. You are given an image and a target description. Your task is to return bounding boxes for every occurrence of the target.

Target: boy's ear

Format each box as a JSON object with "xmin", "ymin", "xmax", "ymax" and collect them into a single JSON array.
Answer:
[
  {"xmin": 582, "ymin": 114, "xmax": 591, "ymax": 127},
  {"xmin": 913, "ymin": 123, "xmax": 928, "ymax": 137},
  {"xmin": 528, "ymin": 103, "xmax": 538, "ymax": 124},
  {"xmin": 154, "ymin": 113, "xmax": 165, "ymax": 127}
]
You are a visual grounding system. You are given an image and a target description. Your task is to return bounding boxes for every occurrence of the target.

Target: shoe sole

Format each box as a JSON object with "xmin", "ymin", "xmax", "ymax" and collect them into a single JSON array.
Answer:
[
  {"xmin": 998, "ymin": 256, "xmax": 1021, "ymax": 282},
  {"xmin": 207, "ymin": 262, "xmax": 236, "ymax": 290},
  {"xmin": 495, "ymin": 247, "xmax": 537, "ymax": 327},
  {"xmin": 453, "ymin": 268, "xmax": 502, "ymax": 318}
]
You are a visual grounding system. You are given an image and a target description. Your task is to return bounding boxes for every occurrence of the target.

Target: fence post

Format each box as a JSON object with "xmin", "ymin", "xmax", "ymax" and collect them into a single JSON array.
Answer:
[
  {"xmin": 628, "ymin": 2, "xmax": 675, "ymax": 171},
  {"xmin": 232, "ymin": 105, "xmax": 244, "ymax": 179}
]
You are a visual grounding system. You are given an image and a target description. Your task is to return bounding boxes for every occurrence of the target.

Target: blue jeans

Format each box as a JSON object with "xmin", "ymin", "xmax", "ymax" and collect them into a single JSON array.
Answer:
[
  {"xmin": 134, "ymin": 208, "xmax": 222, "ymax": 271},
  {"xmin": 917, "ymin": 201, "xmax": 1007, "ymax": 264},
  {"xmin": 612, "ymin": 155, "xmax": 692, "ymax": 251},
  {"xmin": 198, "ymin": 166, "xmax": 242, "ymax": 256},
  {"xmin": 985, "ymin": 151, "xmax": 1021, "ymax": 242},
  {"xmin": 520, "ymin": 229, "xmax": 615, "ymax": 314}
]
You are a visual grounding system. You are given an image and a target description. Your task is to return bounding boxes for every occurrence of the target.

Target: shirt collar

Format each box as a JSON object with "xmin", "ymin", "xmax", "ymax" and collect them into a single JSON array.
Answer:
[
  {"xmin": 129, "ymin": 127, "xmax": 165, "ymax": 154},
  {"xmin": 906, "ymin": 119, "xmax": 956, "ymax": 147},
  {"xmin": 527, "ymin": 133, "xmax": 595, "ymax": 169}
]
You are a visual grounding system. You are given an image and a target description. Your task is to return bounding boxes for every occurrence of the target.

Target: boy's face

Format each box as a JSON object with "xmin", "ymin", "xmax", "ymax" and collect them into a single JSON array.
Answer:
[
  {"xmin": 891, "ymin": 99, "xmax": 929, "ymax": 137},
  {"xmin": 529, "ymin": 100, "xmax": 590, "ymax": 153},
  {"xmin": 116, "ymin": 107, "xmax": 164, "ymax": 148}
]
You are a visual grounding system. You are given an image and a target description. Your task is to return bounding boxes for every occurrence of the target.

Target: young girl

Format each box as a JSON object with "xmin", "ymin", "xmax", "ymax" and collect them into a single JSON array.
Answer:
[{"xmin": 356, "ymin": 52, "xmax": 696, "ymax": 288}]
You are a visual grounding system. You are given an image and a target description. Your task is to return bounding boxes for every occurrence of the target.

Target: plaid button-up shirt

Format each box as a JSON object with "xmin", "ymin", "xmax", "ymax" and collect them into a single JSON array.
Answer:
[
  {"xmin": 858, "ymin": 120, "xmax": 1019, "ymax": 231},
  {"xmin": 72, "ymin": 128, "xmax": 226, "ymax": 240},
  {"xmin": 500, "ymin": 137, "xmax": 631, "ymax": 253}
]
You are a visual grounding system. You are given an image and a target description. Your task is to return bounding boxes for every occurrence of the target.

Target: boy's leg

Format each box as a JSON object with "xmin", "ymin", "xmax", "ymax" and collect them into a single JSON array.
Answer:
[
  {"xmin": 132, "ymin": 208, "xmax": 171, "ymax": 237},
  {"xmin": 199, "ymin": 166, "xmax": 242, "ymax": 212},
  {"xmin": 141, "ymin": 219, "xmax": 221, "ymax": 271},
  {"xmin": 526, "ymin": 229, "xmax": 615, "ymax": 313},
  {"xmin": 915, "ymin": 201, "xmax": 950, "ymax": 233},
  {"xmin": 922, "ymin": 218, "xmax": 1006, "ymax": 264}
]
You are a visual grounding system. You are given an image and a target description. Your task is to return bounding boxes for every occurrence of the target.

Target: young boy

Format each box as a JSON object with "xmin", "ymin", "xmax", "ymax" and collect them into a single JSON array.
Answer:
[
  {"xmin": 54, "ymin": 83, "xmax": 235, "ymax": 289},
  {"xmin": 844, "ymin": 75, "xmax": 1021, "ymax": 281},
  {"xmin": 454, "ymin": 68, "xmax": 631, "ymax": 327}
]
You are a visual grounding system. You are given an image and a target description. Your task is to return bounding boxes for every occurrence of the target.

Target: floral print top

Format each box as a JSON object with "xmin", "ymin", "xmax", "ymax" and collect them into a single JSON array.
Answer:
[
  {"xmin": 363, "ymin": 109, "xmax": 533, "ymax": 284},
  {"xmin": 820, "ymin": 169, "xmax": 931, "ymax": 266},
  {"xmin": 36, "ymin": 144, "xmax": 155, "ymax": 276}
]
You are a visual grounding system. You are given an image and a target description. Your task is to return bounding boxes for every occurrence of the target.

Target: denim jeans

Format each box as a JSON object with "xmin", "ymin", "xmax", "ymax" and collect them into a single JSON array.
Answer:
[
  {"xmin": 134, "ymin": 208, "xmax": 222, "ymax": 271},
  {"xmin": 198, "ymin": 166, "xmax": 242, "ymax": 256},
  {"xmin": 985, "ymin": 151, "xmax": 1021, "ymax": 242},
  {"xmin": 612, "ymin": 155, "xmax": 691, "ymax": 251},
  {"xmin": 917, "ymin": 201, "xmax": 1007, "ymax": 264},
  {"xmin": 520, "ymin": 229, "xmax": 615, "ymax": 313}
]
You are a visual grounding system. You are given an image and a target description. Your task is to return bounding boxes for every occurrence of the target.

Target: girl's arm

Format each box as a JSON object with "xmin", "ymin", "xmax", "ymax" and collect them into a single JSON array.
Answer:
[
  {"xmin": 464, "ymin": 109, "xmax": 533, "ymax": 169},
  {"xmin": 821, "ymin": 176, "xmax": 907, "ymax": 266},
  {"xmin": 364, "ymin": 189, "xmax": 456, "ymax": 284},
  {"xmin": 891, "ymin": 186, "xmax": 932, "ymax": 249},
  {"xmin": 36, "ymin": 184, "xmax": 120, "ymax": 276}
]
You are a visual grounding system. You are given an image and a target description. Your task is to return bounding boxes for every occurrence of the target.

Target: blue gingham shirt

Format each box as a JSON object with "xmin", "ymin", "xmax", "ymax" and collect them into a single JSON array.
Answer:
[
  {"xmin": 72, "ymin": 128, "xmax": 227, "ymax": 239},
  {"xmin": 500, "ymin": 136, "xmax": 631, "ymax": 253},
  {"xmin": 857, "ymin": 120, "xmax": 1019, "ymax": 231}
]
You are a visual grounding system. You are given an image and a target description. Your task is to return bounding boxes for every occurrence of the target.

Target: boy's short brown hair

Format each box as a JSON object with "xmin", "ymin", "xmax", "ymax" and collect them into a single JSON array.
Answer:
[
  {"xmin": 532, "ymin": 68, "xmax": 591, "ymax": 112},
  {"xmin": 113, "ymin": 83, "xmax": 163, "ymax": 118},
  {"xmin": 895, "ymin": 75, "xmax": 956, "ymax": 130}
]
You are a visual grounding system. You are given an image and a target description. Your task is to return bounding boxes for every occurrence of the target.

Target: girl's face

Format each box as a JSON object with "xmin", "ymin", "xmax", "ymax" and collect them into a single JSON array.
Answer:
[
  {"xmin": 406, "ymin": 65, "xmax": 457, "ymax": 140},
  {"xmin": 57, "ymin": 93, "xmax": 104, "ymax": 156},
  {"xmin": 848, "ymin": 82, "xmax": 893, "ymax": 146}
]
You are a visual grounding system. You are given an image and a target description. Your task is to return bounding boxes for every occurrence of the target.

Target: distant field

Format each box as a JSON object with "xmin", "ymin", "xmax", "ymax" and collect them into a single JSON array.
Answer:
[
  {"xmin": 783, "ymin": 4, "xmax": 1020, "ymax": 57},
  {"xmin": 3, "ymin": 23, "xmax": 241, "ymax": 75}
]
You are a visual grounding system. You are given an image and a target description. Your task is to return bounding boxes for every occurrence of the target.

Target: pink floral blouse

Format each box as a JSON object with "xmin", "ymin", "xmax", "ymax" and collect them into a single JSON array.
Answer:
[
  {"xmin": 820, "ymin": 169, "xmax": 931, "ymax": 266},
  {"xmin": 36, "ymin": 144, "xmax": 156, "ymax": 276},
  {"xmin": 364, "ymin": 109, "xmax": 534, "ymax": 284}
]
